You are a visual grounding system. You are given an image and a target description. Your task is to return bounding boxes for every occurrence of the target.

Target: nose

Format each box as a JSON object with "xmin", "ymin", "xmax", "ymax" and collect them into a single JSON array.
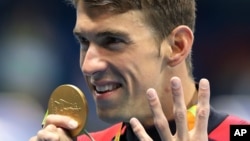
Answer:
[{"xmin": 81, "ymin": 45, "xmax": 107, "ymax": 76}]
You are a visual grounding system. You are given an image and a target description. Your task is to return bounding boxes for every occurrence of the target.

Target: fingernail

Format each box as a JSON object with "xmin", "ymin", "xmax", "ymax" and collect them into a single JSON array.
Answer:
[
  {"xmin": 130, "ymin": 117, "xmax": 138, "ymax": 125},
  {"xmin": 69, "ymin": 120, "xmax": 78, "ymax": 129},
  {"xmin": 147, "ymin": 88, "xmax": 156, "ymax": 100},
  {"xmin": 171, "ymin": 77, "xmax": 180, "ymax": 89},
  {"xmin": 200, "ymin": 79, "xmax": 209, "ymax": 89}
]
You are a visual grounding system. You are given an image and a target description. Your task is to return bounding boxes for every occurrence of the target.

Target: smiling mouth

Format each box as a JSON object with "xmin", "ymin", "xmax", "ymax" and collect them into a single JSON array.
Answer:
[{"xmin": 94, "ymin": 83, "xmax": 122, "ymax": 94}]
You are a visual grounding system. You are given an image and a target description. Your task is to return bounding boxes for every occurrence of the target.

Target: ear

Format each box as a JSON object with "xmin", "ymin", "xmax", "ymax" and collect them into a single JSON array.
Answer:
[{"xmin": 165, "ymin": 25, "xmax": 194, "ymax": 67}]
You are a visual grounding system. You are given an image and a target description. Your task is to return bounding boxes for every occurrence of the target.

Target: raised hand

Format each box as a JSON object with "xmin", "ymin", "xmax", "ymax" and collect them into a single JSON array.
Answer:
[{"xmin": 130, "ymin": 77, "xmax": 210, "ymax": 141}]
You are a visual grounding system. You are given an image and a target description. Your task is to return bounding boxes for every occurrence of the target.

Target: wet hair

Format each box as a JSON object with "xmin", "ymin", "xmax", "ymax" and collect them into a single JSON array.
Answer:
[{"xmin": 68, "ymin": 0, "xmax": 196, "ymax": 75}]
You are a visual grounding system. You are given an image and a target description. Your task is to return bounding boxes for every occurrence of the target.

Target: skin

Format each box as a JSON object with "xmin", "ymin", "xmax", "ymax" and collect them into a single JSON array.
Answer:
[{"xmin": 30, "ymin": 0, "xmax": 210, "ymax": 141}]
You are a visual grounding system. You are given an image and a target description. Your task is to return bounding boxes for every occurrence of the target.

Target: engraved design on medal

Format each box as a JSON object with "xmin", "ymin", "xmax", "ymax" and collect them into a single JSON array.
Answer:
[{"xmin": 52, "ymin": 98, "xmax": 82, "ymax": 114}]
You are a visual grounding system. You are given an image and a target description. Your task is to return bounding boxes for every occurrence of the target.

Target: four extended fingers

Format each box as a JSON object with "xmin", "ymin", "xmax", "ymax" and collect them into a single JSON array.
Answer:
[{"xmin": 130, "ymin": 77, "xmax": 210, "ymax": 141}]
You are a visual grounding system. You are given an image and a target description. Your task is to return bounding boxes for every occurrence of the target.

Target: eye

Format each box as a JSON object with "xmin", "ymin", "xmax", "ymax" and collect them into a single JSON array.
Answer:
[
  {"xmin": 78, "ymin": 36, "xmax": 90, "ymax": 51},
  {"xmin": 103, "ymin": 36, "xmax": 124, "ymax": 45},
  {"xmin": 99, "ymin": 36, "xmax": 126, "ymax": 50}
]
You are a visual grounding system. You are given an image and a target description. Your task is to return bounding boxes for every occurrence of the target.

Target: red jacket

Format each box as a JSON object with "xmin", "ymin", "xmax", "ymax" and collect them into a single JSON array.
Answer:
[{"xmin": 78, "ymin": 110, "xmax": 249, "ymax": 141}]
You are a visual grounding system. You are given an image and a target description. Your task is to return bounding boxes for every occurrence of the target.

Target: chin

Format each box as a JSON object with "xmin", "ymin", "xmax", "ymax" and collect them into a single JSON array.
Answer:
[
  {"xmin": 98, "ymin": 112, "xmax": 130, "ymax": 124},
  {"xmin": 99, "ymin": 116, "xmax": 122, "ymax": 124}
]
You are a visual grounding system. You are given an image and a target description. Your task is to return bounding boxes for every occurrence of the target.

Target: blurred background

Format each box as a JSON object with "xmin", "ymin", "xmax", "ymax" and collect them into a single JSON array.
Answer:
[{"xmin": 0, "ymin": 0, "xmax": 249, "ymax": 140}]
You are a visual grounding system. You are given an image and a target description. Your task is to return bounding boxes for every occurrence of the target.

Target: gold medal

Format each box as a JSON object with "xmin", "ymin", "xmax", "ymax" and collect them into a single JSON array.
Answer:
[{"xmin": 47, "ymin": 84, "xmax": 88, "ymax": 137}]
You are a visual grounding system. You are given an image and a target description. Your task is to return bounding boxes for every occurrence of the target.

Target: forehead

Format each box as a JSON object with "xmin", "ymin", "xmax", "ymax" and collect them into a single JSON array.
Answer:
[
  {"xmin": 74, "ymin": 0, "xmax": 145, "ymax": 29},
  {"xmin": 73, "ymin": 0, "xmax": 157, "ymax": 42},
  {"xmin": 75, "ymin": 0, "xmax": 123, "ymax": 19}
]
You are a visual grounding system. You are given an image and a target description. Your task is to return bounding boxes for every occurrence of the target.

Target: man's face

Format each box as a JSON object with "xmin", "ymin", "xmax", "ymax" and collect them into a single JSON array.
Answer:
[{"xmin": 74, "ymin": 1, "xmax": 173, "ymax": 124}]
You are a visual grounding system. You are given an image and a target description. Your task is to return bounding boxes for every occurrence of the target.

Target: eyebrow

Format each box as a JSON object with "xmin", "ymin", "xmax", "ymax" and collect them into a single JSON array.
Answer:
[
  {"xmin": 96, "ymin": 30, "xmax": 130, "ymax": 39},
  {"xmin": 73, "ymin": 29, "xmax": 130, "ymax": 41}
]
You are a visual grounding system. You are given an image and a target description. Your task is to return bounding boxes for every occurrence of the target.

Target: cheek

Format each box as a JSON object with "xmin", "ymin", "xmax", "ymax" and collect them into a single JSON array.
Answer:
[{"xmin": 140, "ymin": 64, "xmax": 160, "ymax": 84}]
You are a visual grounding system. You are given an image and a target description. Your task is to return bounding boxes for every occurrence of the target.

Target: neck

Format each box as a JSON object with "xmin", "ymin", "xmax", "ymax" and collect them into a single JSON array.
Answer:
[
  {"xmin": 165, "ymin": 62, "xmax": 198, "ymax": 120},
  {"xmin": 186, "ymin": 83, "xmax": 198, "ymax": 108},
  {"xmin": 172, "ymin": 62, "xmax": 197, "ymax": 109}
]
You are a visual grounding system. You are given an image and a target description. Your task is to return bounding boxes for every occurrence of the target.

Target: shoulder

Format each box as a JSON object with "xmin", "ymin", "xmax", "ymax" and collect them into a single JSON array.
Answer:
[
  {"xmin": 223, "ymin": 115, "xmax": 250, "ymax": 124},
  {"xmin": 208, "ymin": 108, "xmax": 249, "ymax": 141},
  {"xmin": 77, "ymin": 122, "xmax": 123, "ymax": 141}
]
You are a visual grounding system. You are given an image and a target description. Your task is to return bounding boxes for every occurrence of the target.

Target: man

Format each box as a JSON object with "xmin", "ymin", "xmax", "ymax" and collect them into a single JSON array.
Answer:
[{"xmin": 30, "ymin": 0, "xmax": 249, "ymax": 141}]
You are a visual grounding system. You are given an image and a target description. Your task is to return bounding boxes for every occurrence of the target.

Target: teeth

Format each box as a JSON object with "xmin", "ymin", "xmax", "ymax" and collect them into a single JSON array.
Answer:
[{"xmin": 95, "ymin": 84, "xmax": 119, "ymax": 92}]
